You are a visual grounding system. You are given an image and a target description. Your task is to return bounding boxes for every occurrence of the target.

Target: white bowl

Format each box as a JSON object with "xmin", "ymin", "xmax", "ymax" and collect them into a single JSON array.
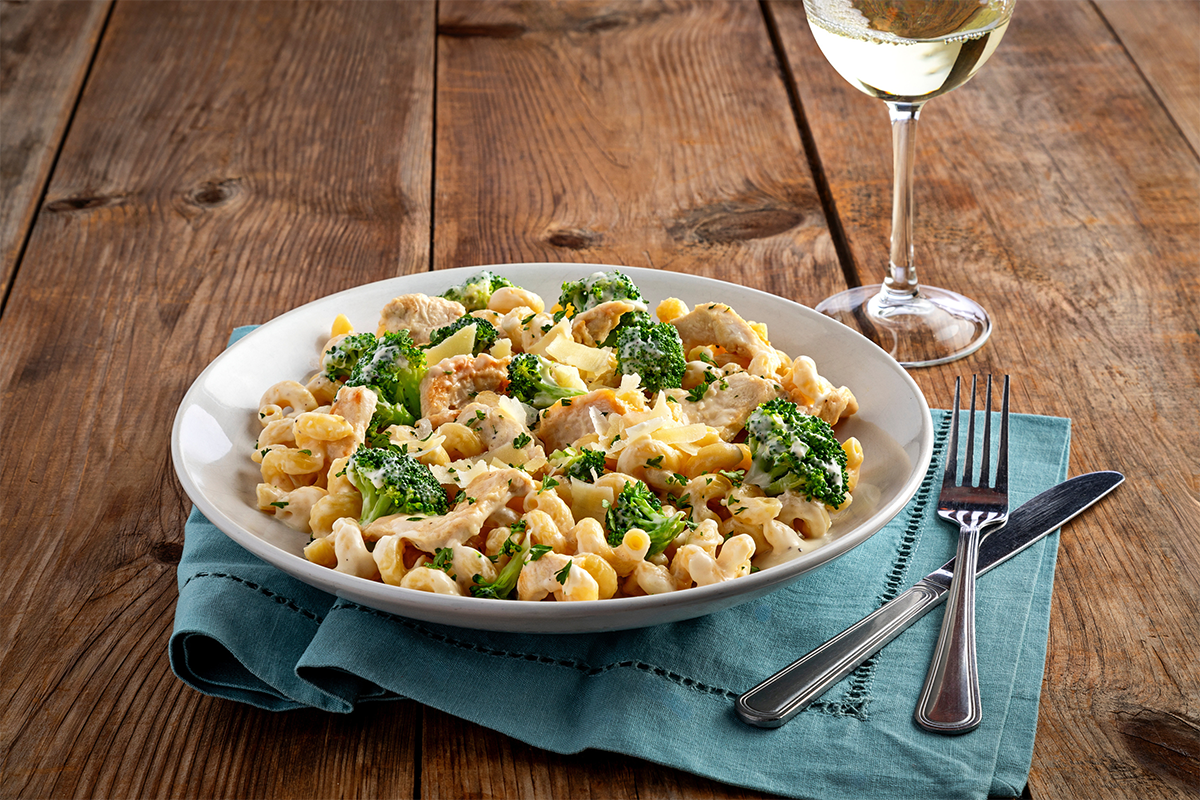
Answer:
[{"xmin": 172, "ymin": 264, "xmax": 933, "ymax": 633}]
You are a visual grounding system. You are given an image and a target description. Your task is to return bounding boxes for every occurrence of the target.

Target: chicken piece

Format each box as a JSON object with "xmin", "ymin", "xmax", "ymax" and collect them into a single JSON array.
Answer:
[
  {"xmin": 669, "ymin": 303, "xmax": 783, "ymax": 377},
  {"xmin": 571, "ymin": 300, "xmax": 640, "ymax": 347},
  {"xmin": 496, "ymin": 307, "xmax": 555, "ymax": 353},
  {"xmin": 365, "ymin": 468, "xmax": 536, "ymax": 552},
  {"xmin": 668, "ymin": 371, "xmax": 781, "ymax": 441},
  {"xmin": 536, "ymin": 388, "xmax": 630, "ymax": 453},
  {"xmin": 377, "ymin": 293, "xmax": 465, "ymax": 344},
  {"xmin": 454, "ymin": 392, "xmax": 546, "ymax": 465},
  {"xmin": 420, "ymin": 353, "xmax": 511, "ymax": 427},
  {"xmin": 325, "ymin": 384, "xmax": 379, "ymax": 458}
]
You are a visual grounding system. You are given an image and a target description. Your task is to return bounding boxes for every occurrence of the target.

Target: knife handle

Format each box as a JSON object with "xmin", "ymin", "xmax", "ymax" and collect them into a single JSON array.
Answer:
[{"xmin": 735, "ymin": 580, "xmax": 946, "ymax": 728}]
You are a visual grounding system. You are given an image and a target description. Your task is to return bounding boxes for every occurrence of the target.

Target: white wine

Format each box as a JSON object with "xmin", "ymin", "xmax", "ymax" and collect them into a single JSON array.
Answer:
[{"xmin": 804, "ymin": 0, "xmax": 1015, "ymax": 102}]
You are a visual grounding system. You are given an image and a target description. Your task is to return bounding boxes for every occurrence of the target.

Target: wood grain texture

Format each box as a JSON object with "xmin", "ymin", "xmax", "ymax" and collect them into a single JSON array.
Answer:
[
  {"xmin": 0, "ymin": 0, "xmax": 111, "ymax": 299},
  {"xmin": 770, "ymin": 1, "xmax": 1200, "ymax": 797},
  {"xmin": 1, "ymin": 1, "xmax": 1197, "ymax": 798},
  {"xmin": 433, "ymin": 0, "xmax": 846, "ymax": 306},
  {"xmin": 0, "ymin": 1, "xmax": 434, "ymax": 797},
  {"xmin": 423, "ymin": 708, "xmax": 781, "ymax": 800},
  {"xmin": 1096, "ymin": 0, "xmax": 1200, "ymax": 156},
  {"xmin": 424, "ymin": 2, "xmax": 838, "ymax": 795}
]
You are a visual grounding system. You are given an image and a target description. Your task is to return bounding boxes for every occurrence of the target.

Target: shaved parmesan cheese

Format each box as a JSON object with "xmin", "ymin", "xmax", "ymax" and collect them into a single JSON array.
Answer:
[
  {"xmin": 431, "ymin": 458, "xmax": 494, "ymax": 489},
  {"xmin": 545, "ymin": 336, "xmax": 615, "ymax": 375},
  {"xmin": 623, "ymin": 415, "xmax": 669, "ymax": 441},
  {"xmin": 587, "ymin": 405, "xmax": 609, "ymax": 438},
  {"xmin": 495, "ymin": 394, "xmax": 527, "ymax": 425},
  {"xmin": 424, "ymin": 324, "xmax": 477, "ymax": 364},
  {"xmin": 652, "ymin": 424, "xmax": 709, "ymax": 445},
  {"xmin": 550, "ymin": 362, "xmax": 588, "ymax": 392},
  {"xmin": 528, "ymin": 319, "xmax": 572, "ymax": 357},
  {"xmin": 489, "ymin": 338, "xmax": 513, "ymax": 359}
]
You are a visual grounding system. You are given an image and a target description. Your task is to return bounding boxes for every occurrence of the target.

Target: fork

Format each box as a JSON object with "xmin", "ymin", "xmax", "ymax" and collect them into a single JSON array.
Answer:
[{"xmin": 915, "ymin": 374, "xmax": 1010, "ymax": 734}]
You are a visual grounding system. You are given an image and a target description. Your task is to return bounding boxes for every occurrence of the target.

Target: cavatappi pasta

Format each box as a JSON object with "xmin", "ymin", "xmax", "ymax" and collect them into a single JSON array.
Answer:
[{"xmin": 253, "ymin": 271, "xmax": 863, "ymax": 601}]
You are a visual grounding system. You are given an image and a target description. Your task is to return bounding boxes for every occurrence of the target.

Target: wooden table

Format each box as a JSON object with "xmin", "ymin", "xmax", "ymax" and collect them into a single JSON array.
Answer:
[{"xmin": 2, "ymin": 1, "xmax": 1196, "ymax": 797}]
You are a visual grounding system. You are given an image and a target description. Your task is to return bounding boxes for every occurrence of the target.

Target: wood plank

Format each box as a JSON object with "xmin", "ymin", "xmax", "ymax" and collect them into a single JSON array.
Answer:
[
  {"xmin": 769, "ymin": 1, "xmax": 1200, "ymax": 798},
  {"xmin": 432, "ymin": 0, "xmax": 847, "ymax": 306},
  {"xmin": 0, "ymin": 1, "xmax": 435, "ymax": 797},
  {"xmin": 0, "ymin": 0, "xmax": 110, "ymax": 299},
  {"xmin": 1096, "ymin": 0, "xmax": 1200, "ymax": 156},
  {"xmin": 425, "ymin": 0, "xmax": 842, "ymax": 795},
  {"xmin": 423, "ymin": 707, "xmax": 781, "ymax": 799}
]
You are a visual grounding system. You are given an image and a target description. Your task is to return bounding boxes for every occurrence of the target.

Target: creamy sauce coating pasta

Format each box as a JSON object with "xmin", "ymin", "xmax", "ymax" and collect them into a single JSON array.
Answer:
[{"xmin": 252, "ymin": 273, "xmax": 864, "ymax": 601}]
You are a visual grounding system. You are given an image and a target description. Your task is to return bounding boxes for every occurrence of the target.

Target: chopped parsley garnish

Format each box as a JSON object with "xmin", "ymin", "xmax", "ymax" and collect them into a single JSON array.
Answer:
[
  {"xmin": 686, "ymin": 369, "xmax": 720, "ymax": 402},
  {"xmin": 426, "ymin": 547, "xmax": 454, "ymax": 572},
  {"xmin": 719, "ymin": 469, "xmax": 746, "ymax": 487}
]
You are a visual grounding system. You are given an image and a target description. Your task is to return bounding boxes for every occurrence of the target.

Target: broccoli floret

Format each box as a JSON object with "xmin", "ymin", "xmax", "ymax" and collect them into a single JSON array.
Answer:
[
  {"xmin": 548, "ymin": 446, "xmax": 607, "ymax": 482},
  {"xmin": 557, "ymin": 270, "xmax": 645, "ymax": 317},
  {"xmin": 615, "ymin": 320, "xmax": 686, "ymax": 394},
  {"xmin": 427, "ymin": 316, "xmax": 499, "ymax": 355},
  {"xmin": 744, "ymin": 397, "xmax": 849, "ymax": 507},
  {"xmin": 363, "ymin": 397, "xmax": 415, "ymax": 448},
  {"xmin": 605, "ymin": 479, "xmax": 687, "ymax": 557},
  {"xmin": 506, "ymin": 353, "xmax": 585, "ymax": 409},
  {"xmin": 440, "ymin": 270, "xmax": 515, "ymax": 312},
  {"xmin": 346, "ymin": 330, "xmax": 426, "ymax": 419},
  {"xmin": 346, "ymin": 446, "xmax": 448, "ymax": 526},
  {"xmin": 469, "ymin": 533, "xmax": 533, "ymax": 599},
  {"xmin": 598, "ymin": 309, "xmax": 652, "ymax": 348},
  {"xmin": 322, "ymin": 332, "xmax": 378, "ymax": 383}
]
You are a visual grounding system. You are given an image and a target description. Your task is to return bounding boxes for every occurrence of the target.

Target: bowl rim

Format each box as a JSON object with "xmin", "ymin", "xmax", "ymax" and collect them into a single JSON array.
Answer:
[{"xmin": 171, "ymin": 263, "xmax": 934, "ymax": 632}]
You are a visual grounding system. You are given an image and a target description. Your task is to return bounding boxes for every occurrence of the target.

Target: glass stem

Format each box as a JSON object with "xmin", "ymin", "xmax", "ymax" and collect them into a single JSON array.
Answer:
[{"xmin": 884, "ymin": 101, "xmax": 925, "ymax": 299}]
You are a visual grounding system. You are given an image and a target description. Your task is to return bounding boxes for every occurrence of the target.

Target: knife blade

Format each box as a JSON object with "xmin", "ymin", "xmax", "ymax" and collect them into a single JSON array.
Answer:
[{"xmin": 735, "ymin": 470, "xmax": 1124, "ymax": 728}]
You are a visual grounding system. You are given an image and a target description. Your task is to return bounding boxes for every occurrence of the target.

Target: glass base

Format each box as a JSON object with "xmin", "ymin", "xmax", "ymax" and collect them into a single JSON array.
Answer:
[{"xmin": 815, "ymin": 285, "xmax": 991, "ymax": 368}]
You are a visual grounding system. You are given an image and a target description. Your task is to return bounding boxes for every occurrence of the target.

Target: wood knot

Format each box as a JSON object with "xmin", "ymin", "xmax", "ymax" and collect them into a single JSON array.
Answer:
[
  {"xmin": 437, "ymin": 21, "xmax": 527, "ymax": 38},
  {"xmin": 188, "ymin": 179, "xmax": 240, "ymax": 208},
  {"xmin": 45, "ymin": 194, "xmax": 124, "ymax": 213},
  {"xmin": 149, "ymin": 541, "xmax": 184, "ymax": 565},
  {"xmin": 1113, "ymin": 706, "xmax": 1200, "ymax": 791},
  {"xmin": 668, "ymin": 197, "xmax": 807, "ymax": 244},
  {"xmin": 544, "ymin": 226, "xmax": 602, "ymax": 250},
  {"xmin": 568, "ymin": 7, "xmax": 666, "ymax": 34}
]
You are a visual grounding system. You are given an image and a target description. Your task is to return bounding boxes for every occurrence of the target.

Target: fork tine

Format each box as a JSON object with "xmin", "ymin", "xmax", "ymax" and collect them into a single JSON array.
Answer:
[
  {"xmin": 995, "ymin": 375, "xmax": 1010, "ymax": 494},
  {"xmin": 943, "ymin": 377, "xmax": 961, "ymax": 488},
  {"xmin": 979, "ymin": 375, "xmax": 993, "ymax": 487},
  {"xmin": 962, "ymin": 375, "xmax": 978, "ymax": 487}
]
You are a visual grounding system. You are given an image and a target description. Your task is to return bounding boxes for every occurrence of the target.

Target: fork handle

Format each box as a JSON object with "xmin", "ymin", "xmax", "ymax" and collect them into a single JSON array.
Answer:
[{"xmin": 915, "ymin": 521, "xmax": 984, "ymax": 734}]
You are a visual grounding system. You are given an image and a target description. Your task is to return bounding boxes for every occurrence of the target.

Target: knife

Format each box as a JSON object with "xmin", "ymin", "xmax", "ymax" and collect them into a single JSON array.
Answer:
[{"xmin": 735, "ymin": 470, "xmax": 1124, "ymax": 728}]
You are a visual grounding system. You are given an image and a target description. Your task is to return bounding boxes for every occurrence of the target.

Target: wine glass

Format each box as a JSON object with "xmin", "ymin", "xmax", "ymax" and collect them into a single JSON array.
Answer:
[{"xmin": 803, "ymin": 0, "xmax": 1016, "ymax": 367}]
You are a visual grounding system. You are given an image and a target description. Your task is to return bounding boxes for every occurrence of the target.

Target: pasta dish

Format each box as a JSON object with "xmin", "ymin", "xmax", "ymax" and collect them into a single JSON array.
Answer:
[{"xmin": 251, "ymin": 269, "xmax": 863, "ymax": 602}]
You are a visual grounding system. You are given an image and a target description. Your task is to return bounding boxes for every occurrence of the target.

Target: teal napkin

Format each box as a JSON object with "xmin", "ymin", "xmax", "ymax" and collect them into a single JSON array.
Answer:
[{"xmin": 171, "ymin": 329, "xmax": 1070, "ymax": 800}]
